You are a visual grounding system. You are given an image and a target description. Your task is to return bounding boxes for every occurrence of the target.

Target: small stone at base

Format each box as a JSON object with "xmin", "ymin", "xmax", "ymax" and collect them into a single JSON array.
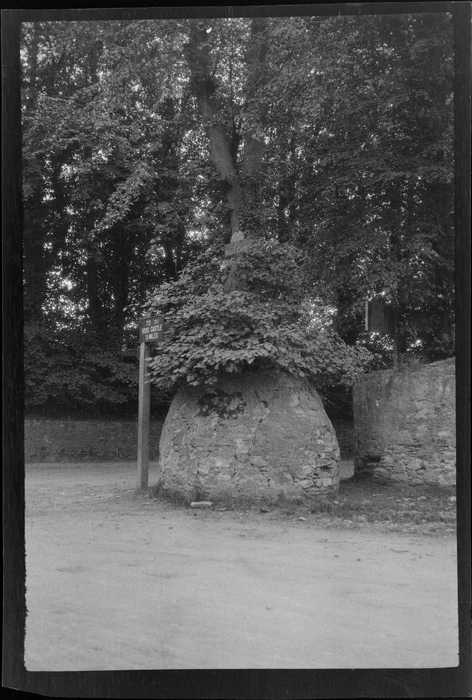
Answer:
[{"xmin": 190, "ymin": 501, "xmax": 213, "ymax": 508}]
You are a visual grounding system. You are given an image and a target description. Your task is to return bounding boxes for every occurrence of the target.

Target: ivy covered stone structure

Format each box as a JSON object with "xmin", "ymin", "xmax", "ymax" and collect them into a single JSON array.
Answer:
[
  {"xmin": 146, "ymin": 237, "xmax": 370, "ymax": 505},
  {"xmin": 157, "ymin": 370, "xmax": 340, "ymax": 505}
]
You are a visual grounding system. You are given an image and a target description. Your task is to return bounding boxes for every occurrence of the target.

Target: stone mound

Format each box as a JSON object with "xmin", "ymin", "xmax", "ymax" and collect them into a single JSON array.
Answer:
[{"xmin": 156, "ymin": 370, "xmax": 340, "ymax": 505}]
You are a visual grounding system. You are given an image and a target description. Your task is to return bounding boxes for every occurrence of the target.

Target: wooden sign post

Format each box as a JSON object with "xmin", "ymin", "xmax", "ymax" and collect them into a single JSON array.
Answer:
[
  {"xmin": 137, "ymin": 315, "xmax": 164, "ymax": 490},
  {"xmin": 137, "ymin": 339, "xmax": 151, "ymax": 490}
]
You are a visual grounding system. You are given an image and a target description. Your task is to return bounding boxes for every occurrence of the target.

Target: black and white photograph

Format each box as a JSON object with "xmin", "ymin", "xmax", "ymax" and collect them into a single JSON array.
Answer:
[{"xmin": 2, "ymin": 2, "xmax": 471, "ymax": 697}]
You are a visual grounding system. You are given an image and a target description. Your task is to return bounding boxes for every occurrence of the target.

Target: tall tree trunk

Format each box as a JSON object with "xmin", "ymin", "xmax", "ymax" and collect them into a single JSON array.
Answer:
[
  {"xmin": 23, "ymin": 22, "xmax": 46, "ymax": 324},
  {"xmin": 85, "ymin": 242, "xmax": 104, "ymax": 333},
  {"xmin": 24, "ymin": 23, "xmax": 40, "ymax": 113},
  {"xmin": 23, "ymin": 207, "xmax": 49, "ymax": 324},
  {"xmin": 240, "ymin": 17, "xmax": 267, "ymax": 235},
  {"xmin": 184, "ymin": 21, "xmax": 241, "ymax": 239},
  {"xmin": 110, "ymin": 223, "xmax": 131, "ymax": 335},
  {"xmin": 163, "ymin": 241, "xmax": 177, "ymax": 282},
  {"xmin": 277, "ymin": 136, "xmax": 297, "ymax": 243},
  {"xmin": 184, "ymin": 18, "xmax": 268, "ymax": 241}
]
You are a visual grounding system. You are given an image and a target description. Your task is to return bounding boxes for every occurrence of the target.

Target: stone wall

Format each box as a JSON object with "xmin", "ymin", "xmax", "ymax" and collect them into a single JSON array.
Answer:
[
  {"xmin": 353, "ymin": 358, "xmax": 455, "ymax": 485},
  {"xmin": 24, "ymin": 416, "xmax": 354, "ymax": 466},
  {"xmin": 25, "ymin": 419, "xmax": 163, "ymax": 462}
]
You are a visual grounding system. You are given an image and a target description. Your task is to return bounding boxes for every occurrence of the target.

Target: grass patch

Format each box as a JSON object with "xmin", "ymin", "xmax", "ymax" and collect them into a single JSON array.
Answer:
[
  {"xmin": 312, "ymin": 478, "xmax": 457, "ymax": 532},
  {"xmin": 147, "ymin": 474, "xmax": 456, "ymax": 534},
  {"xmin": 148, "ymin": 481, "xmax": 191, "ymax": 507},
  {"xmin": 258, "ymin": 479, "xmax": 456, "ymax": 533}
]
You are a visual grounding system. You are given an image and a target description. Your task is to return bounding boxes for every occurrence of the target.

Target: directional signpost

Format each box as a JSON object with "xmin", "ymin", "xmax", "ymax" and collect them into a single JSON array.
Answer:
[
  {"xmin": 137, "ymin": 315, "xmax": 164, "ymax": 490},
  {"xmin": 139, "ymin": 315, "xmax": 165, "ymax": 343}
]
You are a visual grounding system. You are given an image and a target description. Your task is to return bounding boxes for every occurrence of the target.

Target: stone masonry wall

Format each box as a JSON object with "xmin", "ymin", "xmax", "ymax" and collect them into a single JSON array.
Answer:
[
  {"xmin": 25, "ymin": 419, "xmax": 163, "ymax": 462},
  {"xmin": 25, "ymin": 416, "xmax": 354, "ymax": 465},
  {"xmin": 158, "ymin": 370, "xmax": 340, "ymax": 504},
  {"xmin": 353, "ymin": 358, "xmax": 455, "ymax": 485}
]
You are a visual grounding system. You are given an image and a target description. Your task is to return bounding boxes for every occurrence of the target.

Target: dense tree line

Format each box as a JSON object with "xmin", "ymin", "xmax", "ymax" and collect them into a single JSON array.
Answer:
[{"xmin": 21, "ymin": 13, "xmax": 454, "ymax": 417}]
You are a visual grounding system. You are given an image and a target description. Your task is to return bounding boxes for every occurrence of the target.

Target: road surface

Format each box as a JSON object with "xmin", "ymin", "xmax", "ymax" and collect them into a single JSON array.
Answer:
[{"xmin": 24, "ymin": 462, "xmax": 458, "ymax": 670}]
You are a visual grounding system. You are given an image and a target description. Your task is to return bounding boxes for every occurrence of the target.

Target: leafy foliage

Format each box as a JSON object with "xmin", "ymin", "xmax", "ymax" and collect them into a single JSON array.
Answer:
[
  {"xmin": 21, "ymin": 14, "xmax": 454, "ymax": 417},
  {"xmin": 24, "ymin": 320, "xmax": 140, "ymax": 416},
  {"xmin": 275, "ymin": 14, "xmax": 455, "ymax": 362},
  {"xmin": 145, "ymin": 241, "xmax": 372, "ymax": 394}
]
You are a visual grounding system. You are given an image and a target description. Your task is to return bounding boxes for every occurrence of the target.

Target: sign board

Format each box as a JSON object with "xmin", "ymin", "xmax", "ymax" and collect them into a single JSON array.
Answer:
[
  {"xmin": 139, "ymin": 315, "xmax": 165, "ymax": 343},
  {"xmin": 365, "ymin": 301, "xmax": 395, "ymax": 335}
]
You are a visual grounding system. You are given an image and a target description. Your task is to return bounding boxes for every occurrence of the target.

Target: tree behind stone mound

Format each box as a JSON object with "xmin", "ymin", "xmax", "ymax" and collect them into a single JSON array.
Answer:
[{"xmin": 143, "ymin": 15, "xmax": 374, "ymax": 504}]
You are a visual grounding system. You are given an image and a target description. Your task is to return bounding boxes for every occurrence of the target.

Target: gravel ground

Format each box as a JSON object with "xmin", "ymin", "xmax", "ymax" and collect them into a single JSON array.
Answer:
[{"xmin": 24, "ymin": 461, "xmax": 459, "ymax": 671}]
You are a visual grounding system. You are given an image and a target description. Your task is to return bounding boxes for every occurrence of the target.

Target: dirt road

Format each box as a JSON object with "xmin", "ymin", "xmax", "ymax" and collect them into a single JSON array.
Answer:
[{"xmin": 24, "ymin": 462, "xmax": 458, "ymax": 671}]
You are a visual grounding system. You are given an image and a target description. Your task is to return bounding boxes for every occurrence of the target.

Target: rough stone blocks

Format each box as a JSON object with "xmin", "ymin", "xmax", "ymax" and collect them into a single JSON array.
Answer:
[
  {"xmin": 353, "ymin": 358, "xmax": 455, "ymax": 485},
  {"xmin": 157, "ymin": 370, "xmax": 340, "ymax": 505}
]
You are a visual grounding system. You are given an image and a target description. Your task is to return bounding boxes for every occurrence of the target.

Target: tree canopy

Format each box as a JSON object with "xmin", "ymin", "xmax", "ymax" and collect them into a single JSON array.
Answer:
[{"xmin": 21, "ymin": 12, "xmax": 454, "ymax": 417}]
